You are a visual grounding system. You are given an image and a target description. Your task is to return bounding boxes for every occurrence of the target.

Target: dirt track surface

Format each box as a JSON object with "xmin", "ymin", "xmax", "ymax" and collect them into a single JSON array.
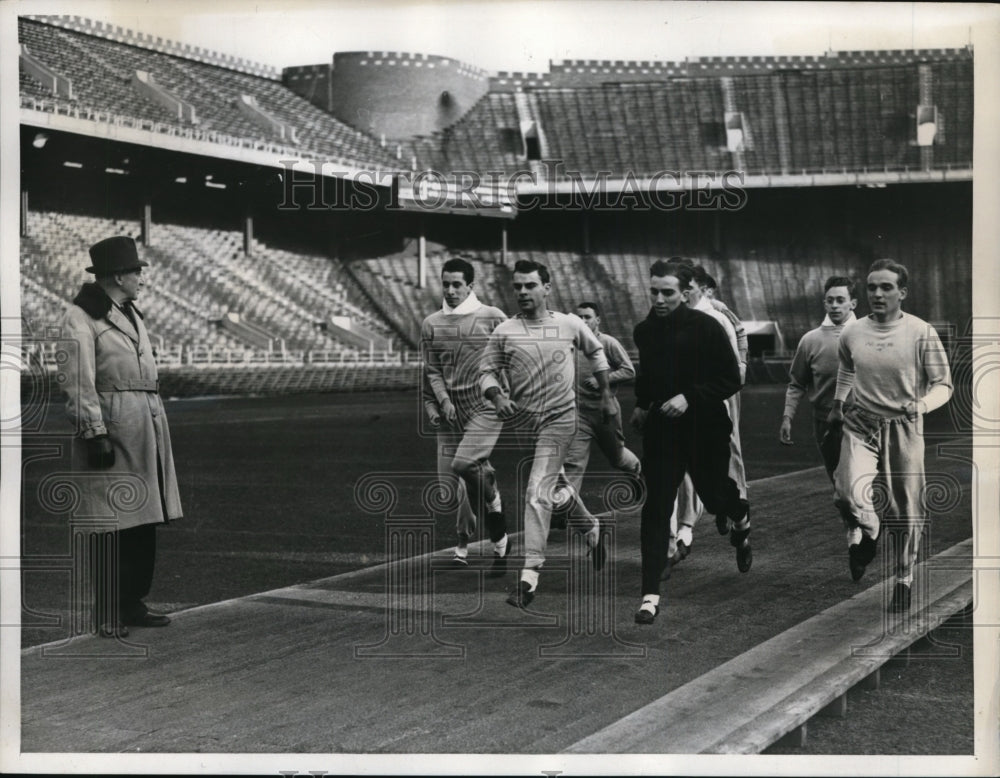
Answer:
[{"xmin": 18, "ymin": 388, "xmax": 976, "ymax": 758}]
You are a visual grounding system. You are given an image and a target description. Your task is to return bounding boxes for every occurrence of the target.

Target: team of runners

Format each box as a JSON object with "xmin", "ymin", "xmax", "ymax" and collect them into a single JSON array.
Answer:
[{"xmin": 420, "ymin": 255, "xmax": 951, "ymax": 623}]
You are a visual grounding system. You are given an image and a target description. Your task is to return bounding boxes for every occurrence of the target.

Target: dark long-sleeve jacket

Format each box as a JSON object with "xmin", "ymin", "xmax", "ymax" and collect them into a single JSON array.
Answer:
[{"xmin": 633, "ymin": 304, "xmax": 741, "ymax": 424}]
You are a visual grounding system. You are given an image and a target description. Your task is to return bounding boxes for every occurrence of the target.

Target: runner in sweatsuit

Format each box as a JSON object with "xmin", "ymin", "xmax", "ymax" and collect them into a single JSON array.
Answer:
[
  {"xmin": 780, "ymin": 275, "xmax": 858, "ymax": 479},
  {"xmin": 631, "ymin": 260, "xmax": 749, "ymax": 624},
  {"xmin": 550, "ymin": 301, "xmax": 641, "ymax": 535},
  {"xmin": 423, "ymin": 258, "xmax": 510, "ymax": 574},
  {"xmin": 467, "ymin": 259, "xmax": 616, "ymax": 609},
  {"xmin": 830, "ymin": 259, "xmax": 952, "ymax": 611}
]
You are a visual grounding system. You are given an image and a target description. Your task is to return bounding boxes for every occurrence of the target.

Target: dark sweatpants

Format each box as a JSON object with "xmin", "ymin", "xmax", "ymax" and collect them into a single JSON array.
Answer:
[{"xmin": 640, "ymin": 413, "xmax": 747, "ymax": 595}]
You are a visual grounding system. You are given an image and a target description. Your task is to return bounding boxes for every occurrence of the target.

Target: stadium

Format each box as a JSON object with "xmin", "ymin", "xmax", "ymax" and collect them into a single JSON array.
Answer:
[{"xmin": 4, "ymin": 4, "xmax": 996, "ymax": 774}]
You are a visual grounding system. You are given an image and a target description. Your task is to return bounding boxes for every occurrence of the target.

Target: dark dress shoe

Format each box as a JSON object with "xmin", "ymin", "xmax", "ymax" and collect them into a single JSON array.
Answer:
[
  {"xmin": 124, "ymin": 612, "xmax": 171, "ymax": 628},
  {"xmin": 634, "ymin": 605, "xmax": 659, "ymax": 624},
  {"xmin": 506, "ymin": 580, "xmax": 535, "ymax": 609},
  {"xmin": 98, "ymin": 622, "xmax": 129, "ymax": 638},
  {"xmin": 731, "ymin": 527, "xmax": 752, "ymax": 573}
]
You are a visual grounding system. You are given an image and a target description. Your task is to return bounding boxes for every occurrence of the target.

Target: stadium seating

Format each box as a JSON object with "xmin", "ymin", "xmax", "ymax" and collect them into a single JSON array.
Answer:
[
  {"xmin": 18, "ymin": 17, "xmax": 399, "ymax": 170},
  {"xmin": 20, "ymin": 211, "xmax": 400, "ymax": 354},
  {"xmin": 344, "ymin": 244, "xmax": 514, "ymax": 347},
  {"xmin": 399, "ymin": 61, "xmax": 971, "ymax": 180},
  {"xmin": 20, "ymin": 18, "xmax": 974, "ymax": 180}
]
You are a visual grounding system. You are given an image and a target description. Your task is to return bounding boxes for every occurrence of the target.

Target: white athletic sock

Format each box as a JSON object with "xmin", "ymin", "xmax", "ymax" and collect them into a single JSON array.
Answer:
[
  {"xmin": 454, "ymin": 543, "xmax": 468, "ymax": 560},
  {"xmin": 897, "ymin": 574, "xmax": 913, "ymax": 587},
  {"xmin": 493, "ymin": 534, "xmax": 508, "ymax": 557},
  {"xmin": 585, "ymin": 523, "xmax": 600, "ymax": 548},
  {"xmin": 677, "ymin": 525, "xmax": 693, "ymax": 546},
  {"xmin": 640, "ymin": 594, "xmax": 659, "ymax": 613},
  {"xmin": 487, "ymin": 493, "xmax": 502, "ymax": 513},
  {"xmin": 732, "ymin": 517, "xmax": 750, "ymax": 532},
  {"xmin": 847, "ymin": 527, "xmax": 862, "ymax": 547},
  {"xmin": 520, "ymin": 567, "xmax": 540, "ymax": 591}
]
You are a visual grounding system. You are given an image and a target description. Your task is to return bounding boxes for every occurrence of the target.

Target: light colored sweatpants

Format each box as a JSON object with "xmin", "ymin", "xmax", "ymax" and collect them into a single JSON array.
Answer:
[
  {"xmin": 833, "ymin": 405, "xmax": 926, "ymax": 581},
  {"xmin": 560, "ymin": 398, "xmax": 641, "ymax": 532},
  {"xmin": 454, "ymin": 407, "xmax": 583, "ymax": 569},
  {"xmin": 443, "ymin": 407, "xmax": 503, "ymax": 538}
]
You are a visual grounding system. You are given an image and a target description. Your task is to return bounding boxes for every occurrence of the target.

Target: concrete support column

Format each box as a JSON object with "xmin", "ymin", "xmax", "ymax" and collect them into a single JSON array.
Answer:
[
  {"xmin": 417, "ymin": 230, "xmax": 427, "ymax": 289},
  {"xmin": 141, "ymin": 203, "xmax": 152, "ymax": 246},
  {"xmin": 244, "ymin": 213, "xmax": 254, "ymax": 257}
]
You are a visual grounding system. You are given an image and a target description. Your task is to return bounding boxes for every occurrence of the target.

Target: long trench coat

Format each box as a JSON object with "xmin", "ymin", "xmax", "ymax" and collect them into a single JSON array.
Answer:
[{"xmin": 59, "ymin": 283, "xmax": 183, "ymax": 530}]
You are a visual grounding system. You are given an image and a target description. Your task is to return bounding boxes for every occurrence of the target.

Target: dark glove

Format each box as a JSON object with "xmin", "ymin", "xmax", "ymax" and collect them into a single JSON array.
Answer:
[{"xmin": 86, "ymin": 435, "xmax": 116, "ymax": 469}]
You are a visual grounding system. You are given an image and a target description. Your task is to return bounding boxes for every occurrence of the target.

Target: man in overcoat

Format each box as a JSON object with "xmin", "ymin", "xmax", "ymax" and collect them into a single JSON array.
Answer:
[{"xmin": 59, "ymin": 236, "xmax": 182, "ymax": 637}]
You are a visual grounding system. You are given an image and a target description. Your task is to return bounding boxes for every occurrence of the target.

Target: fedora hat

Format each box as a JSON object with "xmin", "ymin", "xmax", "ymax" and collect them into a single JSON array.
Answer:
[{"xmin": 86, "ymin": 236, "xmax": 149, "ymax": 275}]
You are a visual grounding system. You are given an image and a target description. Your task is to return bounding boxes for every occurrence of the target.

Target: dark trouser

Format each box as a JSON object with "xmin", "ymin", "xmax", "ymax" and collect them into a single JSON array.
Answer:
[
  {"xmin": 92, "ymin": 523, "xmax": 158, "ymax": 627},
  {"xmin": 640, "ymin": 414, "xmax": 748, "ymax": 595},
  {"xmin": 813, "ymin": 414, "xmax": 839, "ymax": 481}
]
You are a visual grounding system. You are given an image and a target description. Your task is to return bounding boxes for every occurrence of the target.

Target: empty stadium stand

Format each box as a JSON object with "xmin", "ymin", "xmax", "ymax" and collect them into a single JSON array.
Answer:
[
  {"xmin": 18, "ymin": 16, "xmax": 401, "ymax": 170},
  {"xmin": 405, "ymin": 58, "xmax": 971, "ymax": 181},
  {"xmin": 16, "ymin": 18, "xmax": 974, "ymax": 398},
  {"xmin": 20, "ymin": 211, "xmax": 397, "ymax": 354}
]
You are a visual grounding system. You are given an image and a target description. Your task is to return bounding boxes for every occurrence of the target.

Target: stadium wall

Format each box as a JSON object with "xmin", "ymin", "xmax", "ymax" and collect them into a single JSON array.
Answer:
[{"xmin": 284, "ymin": 52, "xmax": 490, "ymax": 141}]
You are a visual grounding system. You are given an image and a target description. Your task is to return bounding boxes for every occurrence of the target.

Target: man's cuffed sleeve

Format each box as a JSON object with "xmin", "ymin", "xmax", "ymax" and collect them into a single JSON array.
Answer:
[
  {"xmin": 60, "ymin": 308, "xmax": 107, "ymax": 439},
  {"xmin": 420, "ymin": 318, "xmax": 452, "ymax": 406},
  {"xmin": 783, "ymin": 342, "xmax": 812, "ymax": 418},
  {"xmin": 577, "ymin": 317, "xmax": 610, "ymax": 374},
  {"xmin": 920, "ymin": 325, "xmax": 953, "ymax": 413},
  {"xmin": 834, "ymin": 331, "xmax": 855, "ymax": 403},
  {"xmin": 605, "ymin": 336, "xmax": 636, "ymax": 384},
  {"xmin": 478, "ymin": 331, "xmax": 505, "ymax": 399}
]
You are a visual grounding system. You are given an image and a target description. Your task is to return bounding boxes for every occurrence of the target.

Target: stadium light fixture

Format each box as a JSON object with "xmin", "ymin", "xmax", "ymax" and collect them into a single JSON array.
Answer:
[
  {"xmin": 32, "ymin": 132, "xmax": 48, "ymax": 149},
  {"xmin": 174, "ymin": 176, "xmax": 187, "ymax": 184},
  {"xmin": 105, "ymin": 168, "xmax": 127, "ymax": 175},
  {"xmin": 63, "ymin": 161, "xmax": 83, "ymax": 168}
]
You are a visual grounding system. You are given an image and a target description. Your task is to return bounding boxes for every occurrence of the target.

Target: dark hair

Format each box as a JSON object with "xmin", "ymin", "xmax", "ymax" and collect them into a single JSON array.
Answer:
[
  {"xmin": 868, "ymin": 258, "xmax": 908, "ymax": 288},
  {"xmin": 442, "ymin": 257, "xmax": 474, "ymax": 284},
  {"xmin": 691, "ymin": 265, "xmax": 714, "ymax": 287},
  {"xmin": 577, "ymin": 300, "xmax": 601, "ymax": 317},
  {"xmin": 824, "ymin": 275, "xmax": 857, "ymax": 298},
  {"xmin": 650, "ymin": 259, "xmax": 693, "ymax": 290},
  {"xmin": 513, "ymin": 258, "xmax": 550, "ymax": 284}
]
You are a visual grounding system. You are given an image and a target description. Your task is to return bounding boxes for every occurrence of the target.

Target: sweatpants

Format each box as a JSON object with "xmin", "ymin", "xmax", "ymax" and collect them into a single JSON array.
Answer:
[
  {"xmin": 813, "ymin": 414, "xmax": 839, "ymax": 481},
  {"xmin": 454, "ymin": 407, "xmax": 584, "ymax": 565},
  {"xmin": 435, "ymin": 417, "xmax": 500, "ymax": 538},
  {"xmin": 641, "ymin": 412, "xmax": 747, "ymax": 595},
  {"xmin": 669, "ymin": 392, "xmax": 746, "ymax": 550},
  {"xmin": 559, "ymin": 398, "xmax": 641, "ymax": 534},
  {"xmin": 562, "ymin": 399, "xmax": 642, "ymax": 494},
  {"xmin": 833, "ymin": 405, "xmax": 926, "ymax": 581},
  {"xmin": 447, "ymin": 407, "xmax": 505, "ymax": 541}
]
